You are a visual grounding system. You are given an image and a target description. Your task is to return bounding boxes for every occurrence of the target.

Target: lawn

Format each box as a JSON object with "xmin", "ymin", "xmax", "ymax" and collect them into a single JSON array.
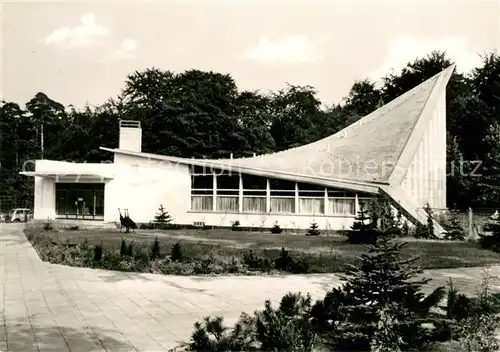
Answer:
[{"xmin": 25, "ymin": 226, "xmax": 500, "ymax": 274}]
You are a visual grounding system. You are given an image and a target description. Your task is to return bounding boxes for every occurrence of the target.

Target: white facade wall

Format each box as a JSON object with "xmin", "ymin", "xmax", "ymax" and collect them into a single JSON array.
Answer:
[
  {"xmin": 31, "ymin": 155, "xmax": 365, "ymax": 230},
  {"xmin": 106, "ymin": 154, "xmax": 191, "ymax": 224},
  {"xmin": 401, "ymin": 92, "xmax": 447, "ymax": 210}
]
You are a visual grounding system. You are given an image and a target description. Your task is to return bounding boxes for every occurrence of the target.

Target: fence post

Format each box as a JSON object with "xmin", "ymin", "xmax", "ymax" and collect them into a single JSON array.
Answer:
[{"xmin": 468, "ymin": 207, "xmax": 473, "ymax": 239}]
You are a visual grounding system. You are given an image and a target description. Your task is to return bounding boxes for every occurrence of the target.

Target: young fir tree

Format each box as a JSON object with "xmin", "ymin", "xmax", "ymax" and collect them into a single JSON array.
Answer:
[
  {"xmin": 271, "ymin": 221, "xmax": 283, "ymax": 234},
  {"xmin": 443, "ymin": 210, "xmax": 466, "ymax": 241},
  {"xmin": 312, "ymin": 232, "xmax": 446, "ymax": 351},
  {"xmin": 479, "ymin": 214, "xmax": 500, "ymax": 251},
  {"xmin": 154, "ymin": 204, "xmax": 173, "ymax": 227},
  {"xmin": 346, "ymin": 207, "xmax": 378, "ymax": 244},
  {"xmin": 306, "ymin": 221, "xmax": 320, "ymax": 236},
  {"xmin": 424, "ymin": 203, "xmax": 436, "ymax": 239},
  {"xmin": 149, "ymin": 237, "xmax": 161, "ymax": 259},
  {"xmin": 120, "ymin": 238, "xmax": 128, "ymax": 257}
]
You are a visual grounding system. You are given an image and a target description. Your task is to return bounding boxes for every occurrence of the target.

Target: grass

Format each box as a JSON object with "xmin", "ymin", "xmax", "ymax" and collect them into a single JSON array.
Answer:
[{"xmin": 24, "ymin": 226, "xmax": 500, "ymax": 274}]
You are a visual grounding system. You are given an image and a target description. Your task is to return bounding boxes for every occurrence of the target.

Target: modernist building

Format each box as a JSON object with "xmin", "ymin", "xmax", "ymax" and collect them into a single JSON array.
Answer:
[{"xmin": 21, "ymin": 66, "xmax": 454, "ymax": 233}]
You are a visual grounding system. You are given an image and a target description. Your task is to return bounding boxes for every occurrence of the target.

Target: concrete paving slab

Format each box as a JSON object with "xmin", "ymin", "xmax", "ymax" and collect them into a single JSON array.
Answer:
[{"xmin": 2, "ymin": 223, "xmax": 500, "ymax": 351}]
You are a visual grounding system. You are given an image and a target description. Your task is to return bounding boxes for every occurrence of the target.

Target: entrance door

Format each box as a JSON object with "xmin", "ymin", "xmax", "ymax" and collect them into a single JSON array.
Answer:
[{"xmin": 55, "ymin": 183, "xmax": 105, "ymax": 220}]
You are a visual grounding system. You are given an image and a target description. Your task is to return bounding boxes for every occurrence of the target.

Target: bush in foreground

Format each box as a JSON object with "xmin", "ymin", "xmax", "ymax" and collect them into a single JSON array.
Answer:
[{"xmin": 180, "ymin": 232, "xmax": 500, "ymax": 352}]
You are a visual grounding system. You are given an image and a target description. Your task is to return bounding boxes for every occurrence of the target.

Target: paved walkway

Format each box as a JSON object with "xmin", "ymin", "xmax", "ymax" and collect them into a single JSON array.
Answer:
[{"xmin": 2, "ymin": 223, "xmax": 500, "ymax": 352}]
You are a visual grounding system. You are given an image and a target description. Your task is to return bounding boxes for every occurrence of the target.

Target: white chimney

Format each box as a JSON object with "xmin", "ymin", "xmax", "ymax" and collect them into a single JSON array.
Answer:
[{"xmin": 119, "ymin": 120, "xmax": 142, "ymax": 152}]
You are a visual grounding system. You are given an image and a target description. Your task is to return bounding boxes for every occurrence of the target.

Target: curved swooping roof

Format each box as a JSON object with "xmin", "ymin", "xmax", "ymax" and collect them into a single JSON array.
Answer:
[{"xmin": 102, "ymin": 65, "xmax": 454, "ymax": 187}]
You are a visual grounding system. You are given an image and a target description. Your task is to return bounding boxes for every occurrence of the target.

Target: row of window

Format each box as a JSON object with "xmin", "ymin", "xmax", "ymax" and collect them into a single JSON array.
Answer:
[{"xmin": 191, "ymin": 195, "xmax": 360, "ymax": 215}]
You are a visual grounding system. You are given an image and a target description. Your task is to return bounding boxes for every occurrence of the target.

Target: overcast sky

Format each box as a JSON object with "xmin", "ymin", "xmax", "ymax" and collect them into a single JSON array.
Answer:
[{"xmin": 1, "ymin": 0, "xmax": 499, "ymax": 109}]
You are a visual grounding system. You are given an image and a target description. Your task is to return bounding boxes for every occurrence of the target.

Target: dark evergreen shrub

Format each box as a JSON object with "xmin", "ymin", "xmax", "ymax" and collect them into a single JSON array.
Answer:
[
  {"xmin": 478, "ymin": 215, "xmax": 500, "ymax": 251},
  {"xmin": 345, "ymin": 207, "xmax": 378, "ymax": 244},
  {"xmin": 243, "ymin": 250, "xmax": 272, "ymax": 272},
  {"xmin": 271, "ymin": 222, "xmax": 283, "ymax": 234},
  {"xmin": 93, "ymin": 244, "xmax": 103, "ymax": 261},
  {"xmin": 231, "ymin": 220, "xmax": 242, "ymax": 231},
  {"xmin": 306, "ymin": 221, "xmax": 320, "ymax": 236},
  {"xmin": 126, "ymin": 241, "xmax": 134, "ymax": 257},
  {"xmin": 311, "ymin": 232, "xmax": 446, "ymax": 351},
  {"xmin": 274, "ymin": 248, "xmax": 309, "ymax": 274},
  {"xmin": 170, "ymin": 242, "xmax": 182, "ymax": 262},
  {"xmin": 120, "ymin": 238, "xmax": 127, "ymax": 257},
  {"xmin": 443, "ymin": 210, "xmax": 466, "ymax": 241},
  {"xmin": 149, "ymin": 237, "xmax": 161, "ymax": 259}
]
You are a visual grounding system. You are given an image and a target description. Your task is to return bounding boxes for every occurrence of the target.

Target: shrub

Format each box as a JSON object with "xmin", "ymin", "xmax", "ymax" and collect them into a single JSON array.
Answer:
[
  {"xmin": 93, "ymin": 244, "xmax": 103, "ymax": 262},
  {"xmin": 171, "ymin": 242, "xmax": 183, "ymax": 262},
  {"xmin": 345, "ymin": 207, "xmax": 378, "ymax": 244},
  {"xmin": 69, "ymin": 225, "xmax": 79, "ymax": 231},
  {"xmin": 126, "ymin": 241, "xmax": 134, "ymax": 256},
  {"xmin": 120, "ymin": 238, "xmax": 128, "ymax": 257},
  {"xmin": 182, "ymin": 292, "xmax": 318, "ymax": 351},
  {"xmin": 139, "ymin": 222, "xmax": 155, "ymax": 230},
  {"xmin": 81, "ymin": 238, "xmax": 89, "ymax": 252},
  {"xmin": 415, "ymin": 203, "xmax": 438, "ymax": 239},
  {"xmin": 149, "ymin": 237, "xmax": 161, "ymax": 260},
  {"xmin": 311, "ymin": 232, "xmax": 446, "ymax": 351},
  {"xmin": 306, "ymin": 221, "xmax": 320, "ymax": 236},
  {"xmin": 231, "ymin": 220, "xmax": 242, "ymax": 231},
  {"xmin": 438, "ymin": 272, "xmax": 500, "ymax": 351},
  {"xmin": 43, "ymin": 218, "xmax": 53, "ymax": 231},
  {"xmin": 243, "ymin": 250, "xmax": 271, "ymax": 272},
  {"xmin": 271, "ymin": 222, "xmax": 283, "ymax": 234},
  {"xmin": 443, "ymin": 210, "xmax": 466, "ymax": 241},
  {"xmin": 274, "ymin": 248, "xmax": 309, "ymax": 274},
  {"xmin": 478, "ymin": 216, "xmax": 500, "ymax": 252}
]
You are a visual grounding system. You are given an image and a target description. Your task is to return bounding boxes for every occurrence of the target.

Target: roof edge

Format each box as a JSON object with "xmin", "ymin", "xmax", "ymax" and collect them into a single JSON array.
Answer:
[
  {"xmin": 100, "ymin": 147, "xmax": 383, "ymax": 193},
  {"xmin": 387, "ymin": 65, "xmax": 455, "ymax": 185}
]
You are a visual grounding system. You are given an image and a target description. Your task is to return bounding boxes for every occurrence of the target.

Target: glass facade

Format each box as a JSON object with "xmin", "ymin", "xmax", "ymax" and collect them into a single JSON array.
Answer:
[{"xmin": 55, "ymin": 183, "xmax": 105, "ymax": 219}]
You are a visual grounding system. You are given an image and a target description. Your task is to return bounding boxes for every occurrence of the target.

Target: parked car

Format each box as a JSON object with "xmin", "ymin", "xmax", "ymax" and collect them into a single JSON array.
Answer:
[{"xmin": 9, "ymin": 208, "xmax": 33, "ymax": 222}]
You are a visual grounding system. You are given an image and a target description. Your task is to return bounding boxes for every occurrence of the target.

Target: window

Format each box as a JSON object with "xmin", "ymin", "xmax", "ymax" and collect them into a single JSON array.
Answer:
[
  {"xmin": 270, "ymin": 197, "xmax": 295, "ymax": 213},
  {"xmin": 55, "ymin": 183, "xmax": 105, "ymax": 219},
  {"xmin": 328, "ymin": 198, "xmax": 355, "ymax": 215},
  {"xmin": 298, "ymin": 182, "xmax": 325, "ymax": 197},
  {"xmin": 191, "ymin": 175, "xmax": 213, "ymax": 195},
  {"xmin": 191, "ymin": 196, "xmax": 213, "ymax": 211},
  {"xmin": 299, "ymin": 198, "xmax": 324, "ymax": 214},
  {"xmin": 269, "ymin": 178, "xmax": 295, "ymax": 197},
  {"xmin": 216, "ymin": 173, "xmax": 239, "ymax": 196}
]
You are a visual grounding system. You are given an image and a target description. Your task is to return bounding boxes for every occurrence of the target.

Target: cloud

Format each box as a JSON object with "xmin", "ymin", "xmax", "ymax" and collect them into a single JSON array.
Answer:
[
  {"xmin": 368, "ymin": 35, "xmax": 483, "ymax": 82},
  {"xmin": 96, "ymin": 38, "xmax": 137, "ymax": 63},
  {"xmin": 244, "ymin": 35, "xmax": 323, "ymax": 64},
  {"xmin": 43, "ymin": 13, "xmax": 108, "ymax": 48}
]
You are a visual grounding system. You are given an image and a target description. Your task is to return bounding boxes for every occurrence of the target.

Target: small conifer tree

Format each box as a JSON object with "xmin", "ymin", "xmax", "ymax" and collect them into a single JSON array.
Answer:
[
  {"xmin": 479, "ymin": 214, "xmax": 500, "ymax": 251},
  {"xmin": 171, "ymin": 242, "xmax": 183, "ymax": 262},
  {"xmin": 312, "ymin": 233, "xmax": 446, "ymax": 351},
  {"xmin": 120, "ymin": 238, "xmax": 127, "ymax": 257},
  {"xmin": 424, "ymin": 203, "xmax": 436, "ymax": 239},
  {"xmin": 345, "ymin": 207, "xmax": 378, "ymax": 244},
  {"xmin": 150, "ymin": 237, "xmax": 161, "ymax": 259},
  {"xmin": 126, "ymin": 241, "xmax": 134, "ymax": 257},
  {"xmin": 271, "ymin": 221, "xmax": 283, "ymax": 234},
  {"xmin": 93, "ymin": 244, "xmax": 103, "ymax": 261},
  {"xmin": 306, "ymin": 221, "xmax": 320, "ymax": 236},
  {"xmin": 154, "ymin": 204, "xmax": 173, "ymax": 229},
  {"xmin": 443, "ymin": 210, "xmax": 466, "ymax": 241}
]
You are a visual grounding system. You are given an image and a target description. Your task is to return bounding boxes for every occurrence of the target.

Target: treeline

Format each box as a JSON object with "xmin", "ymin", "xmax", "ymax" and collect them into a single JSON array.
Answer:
[{"xmin": 1, "ymin": 51, "xmax": 499, "ymax": 209}]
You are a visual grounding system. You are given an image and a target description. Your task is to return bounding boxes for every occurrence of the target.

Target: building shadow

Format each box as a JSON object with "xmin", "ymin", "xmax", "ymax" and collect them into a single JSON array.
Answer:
[{"xmin": 3, "ymin": 318, "xmax": 134, "ymax": 352}]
